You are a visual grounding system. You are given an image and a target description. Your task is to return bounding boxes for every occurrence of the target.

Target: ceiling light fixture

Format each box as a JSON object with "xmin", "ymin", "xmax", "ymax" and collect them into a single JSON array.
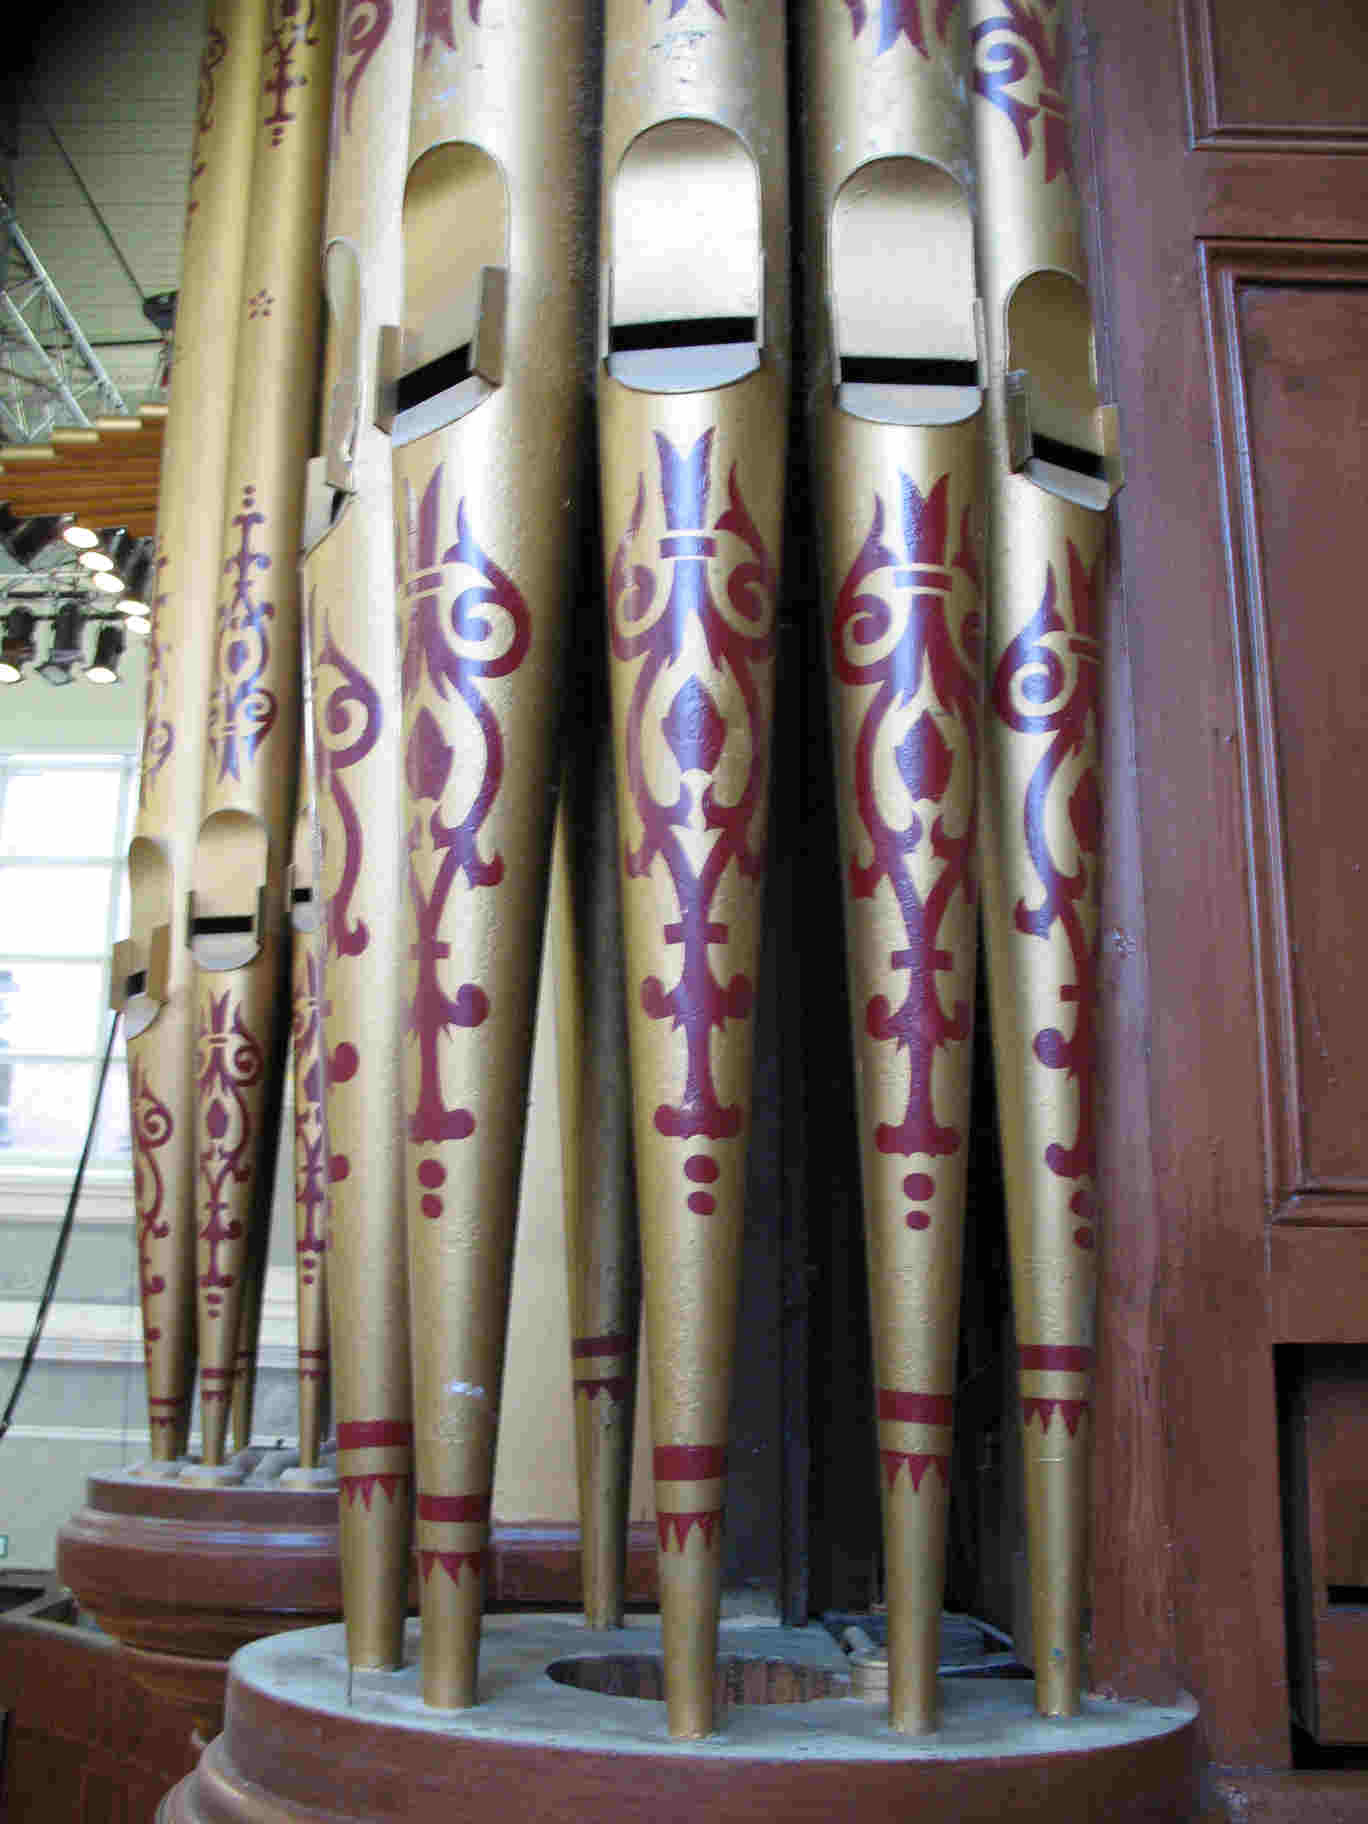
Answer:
[
  {"xmin": 0, "ymin": 605, "xmax": 37, "ymax": 684},
  {"xmin": 6, "ymin": 513, "xmax": 75, "ymax": 569},
  {"xmin": 61, "ymin": 523, "xmax": 100, "ymax": 551},
  {"xmin": 85, "ymin": 620, "xmax": 125, "ymax": 685},
  {"xmin": 35, "ymin": 599, "xmax": 84, "ymax": 686}
]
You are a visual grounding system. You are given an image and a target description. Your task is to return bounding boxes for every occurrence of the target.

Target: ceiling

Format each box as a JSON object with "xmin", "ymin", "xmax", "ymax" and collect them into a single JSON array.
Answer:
[{"xmin": 1, "ymin": 1, "xmax": 202, "ymax": 556}]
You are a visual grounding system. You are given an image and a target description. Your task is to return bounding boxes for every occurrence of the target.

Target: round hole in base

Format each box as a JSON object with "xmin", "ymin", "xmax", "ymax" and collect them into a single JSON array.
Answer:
[{"xmin": 546, "ymin": 1653, "xmax": 851, "ymax": 1706}]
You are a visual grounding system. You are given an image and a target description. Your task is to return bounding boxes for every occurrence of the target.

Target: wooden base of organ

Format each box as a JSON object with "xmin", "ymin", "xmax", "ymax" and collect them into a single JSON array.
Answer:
[
  {"xmin": 54, "ymin": 1462, "xmax": 346, "ymax": 1746},
  {"xmin": 159, "ymin": 1618, "xmax": 1199, "ymax": 1824}
]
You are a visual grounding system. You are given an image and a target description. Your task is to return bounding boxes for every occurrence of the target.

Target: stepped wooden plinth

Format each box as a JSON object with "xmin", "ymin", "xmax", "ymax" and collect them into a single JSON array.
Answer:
[
  {"xmin": 161, "ymin": 1617, "xmax": 1199, "ymax": 1823},
  {"xmin": 56, "ymin": 1463, "xmax": 344, "ymax": 1746}
]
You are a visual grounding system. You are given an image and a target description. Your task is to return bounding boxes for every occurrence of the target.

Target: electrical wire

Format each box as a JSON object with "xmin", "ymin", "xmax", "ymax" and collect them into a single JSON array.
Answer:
[{"xmin": 0, "ymin": 1006, "xmax": 122, "ymax": 1444}]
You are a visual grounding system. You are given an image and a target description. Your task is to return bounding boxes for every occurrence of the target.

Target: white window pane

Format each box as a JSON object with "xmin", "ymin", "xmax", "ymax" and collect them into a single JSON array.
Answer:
[
  {"xmin": 95, "ymin": 1058, "xmax": 131, "ymax": 1162},
  {"xmin": 0, "ymin": 1055, "xmax": 94, "ymax": 1158},
  {"xmin": 1, "ymin": 768, "xmax": 123, "ymax": 858},
  {"xmin": 0, "ymin": 865, "xmax": 111, "ymax": 955},
  {"xmin": 2, "ymin": 961, "xmax": 104, "ymax": 1054}
]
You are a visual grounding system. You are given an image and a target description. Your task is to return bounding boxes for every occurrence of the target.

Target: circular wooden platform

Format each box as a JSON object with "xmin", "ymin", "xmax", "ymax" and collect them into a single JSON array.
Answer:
[
  {"xmin": 56, "ymin": 1462, "xmax": 343, "ymax": 1747},
  {"xmin": 161, "ymin": 1617, "xmax": 1199, "ymax": 1823},
  {"xmin": 57, "ymin": 1464, "xmax": 343, "ymax": 1661}
]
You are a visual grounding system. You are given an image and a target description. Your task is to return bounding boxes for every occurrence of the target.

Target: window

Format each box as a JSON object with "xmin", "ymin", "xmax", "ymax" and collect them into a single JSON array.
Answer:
[{"xmin": 0, "ymin": 751, "xmax": 135, "ymax": 1168}]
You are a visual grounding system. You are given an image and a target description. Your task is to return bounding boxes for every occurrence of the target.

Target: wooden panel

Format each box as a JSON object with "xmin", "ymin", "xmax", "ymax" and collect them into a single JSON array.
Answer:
[
  {"xmin": 1205, "ymin": 248, "xmax": 1368, "ymax": 1216},
  {"xmin": 1184, "ymin": 0, "xmax": 1368, "ymax": 151},
  {"xmin": 1282, "ymin": 1354, "xmax": 1368, "ymax": 1744},
  {"xmin": 1087, "ymin": 0, "xmax": 1292, "ymax": 1768},
  {"xmin": 1271, "ymin": 1228, "xmax": 1368, "ymax": 1344},
  {"xmin": 0, "ymin": 1609, "xmax": 200, "ymax": 1824}
]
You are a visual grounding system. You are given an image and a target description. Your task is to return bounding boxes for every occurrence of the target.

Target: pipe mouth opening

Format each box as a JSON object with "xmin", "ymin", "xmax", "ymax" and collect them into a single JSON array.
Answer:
[{"xmin": 545, "ymin": 1652, "xmax": 851, "ymax": 1705}]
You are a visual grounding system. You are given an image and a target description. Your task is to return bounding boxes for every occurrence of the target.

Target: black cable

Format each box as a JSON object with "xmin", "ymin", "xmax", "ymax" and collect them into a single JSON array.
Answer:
[{"xmin": 0, "ymin": 1007, "xmax": 122, "ymax": 1444}]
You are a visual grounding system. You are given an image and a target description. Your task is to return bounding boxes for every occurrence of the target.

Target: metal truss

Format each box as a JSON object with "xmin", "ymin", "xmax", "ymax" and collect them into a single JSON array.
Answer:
[{"xmin": 0, "ymin": 205, "xmax": 126, "ymax": 443}]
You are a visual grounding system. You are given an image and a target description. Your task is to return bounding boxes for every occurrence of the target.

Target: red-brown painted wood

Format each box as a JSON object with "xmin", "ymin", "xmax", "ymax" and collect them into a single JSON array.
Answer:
[
  {"xmin": 1083, "ymin": 0, "xmax": 1368, "ymax": 1769},
  {"xmin": 160, "ymin": 1672, "xmax": 1200, "ymax": 1824}
]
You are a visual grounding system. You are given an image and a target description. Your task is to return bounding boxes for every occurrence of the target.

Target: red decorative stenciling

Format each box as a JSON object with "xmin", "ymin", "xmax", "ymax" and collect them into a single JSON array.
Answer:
[
  {"xmin": 972, "ymin": 0, "xmax": 1073, "ymax": 185},
  {"xmin": 571, "ymin": 1333, "xmax": 632, "ymax": 1358},
  {"xmin": 263, "ymin": 0, "xmax": 321, "ymax": 148},
  {"xmin": 878, "ymin": 1387, "xmax": 952, "ymax": 1491},
  {"xmin": 609, "ymin": 429, "xmax": 775, "ymax": 1147},
  {"xmin": 879, "ymin": 1450, "xmax": 950, "ymax": 1492},
  {"xmin": 130, "ymin": 1058, "xmax": 173, "ymax": 1343},
  {"xmin": 654, "ymin": 1443, "xmax": 726, "ymax": 1481},
  {"xmin": 337, "ymin": 1417, "xmax": 412, "ymax": 1507},
  {"xmin": 341, "ymin": 1472, "xmax": 408, "ymax": 1507},
  {"xmin": 338, "ymin": 1418, "xmax": 413, "ymax": 1448},
  {"xmin": 1018, "ymin": 1343, "xmax": 1091, "ymax": 1437},
  {"xmin": 1018, "ymin": 1343, "xmax": 1092, "ymax": 1372},
  {"xmin": 399, "ymin": 465, "xmax": 531, "ymax": 1170},
  {"xmin": 139, "ymin": 545, "xmax": 174, "ymax": 806},
  {"xmin": 292, "ymin": 950, "xmax": 328, "ymax": 1289},
  {"xmin": 417, "ymin": 1490, "xmax": 489, "ymax": 1586},
  {"xmin": 842, "ymin": 0, "xmax": 960, "ymax": 56},
  {"xmin": 656, "ymin": 1510, "xmax": 723, "ymax": 1551},
  {"xmin": 1022, "ymin": 1397, "xmax": 1089, "ymax": 1436},
  {"xmin": 187, "ymin": 25, "xmax": 227, "ymax": 214},
  {"xmin": 419, "ymin": 0, "xmax": 482, "ymax": 58},
  {"xmin": 575, "ymin": 1376, "xmax": 630, "ymax": 1403},
  {"xmin": 877, "ymin": 1388, "xmax": 953, "ymax": 1425},
  {"xmin": 990, "ymin": 543, "xmax": 1101, "ymax": 1223},
  {"xmin": 418, "ymin": 1493, "xmax": 490, "ymax": 1522},
  {"xmin": 298, "ymin": 1346, "xmax": 327, "ymax": 1381},
  {"xmin": 195, "ymin": 990, "xmax": 265, "ymax": 1315},
  {"xmin": 832, "ymin": 475, "xmax": 981, "ymax": 1191},
  {"xmin": 419, "ymin": 1549, "xmax": 485, "ymax": 1583},
  {"xmin": 573, "ymin": 1334, "xmax": 632, "ymax": 1404},
  {"xmin": 338, "ymin": 0, "xmax": 391, "ymax": 133},
  {"xmin": 147, "ymin": 1393, "xmax": 188, "ymax": 1431},
  {"xmin": 312, "ymin": 595, "xmax": 383, "ymax": 962},
  {"xmin": 209, "ymin": 486, "xmax": 278, "ymax": 783},
  {"xmin": 650, "ymin": 0, "xmax": 726, "ymax": 17},
  {"xmin": 200, "ymin": 1365, "xmax": 234, "ymax": 1406}
]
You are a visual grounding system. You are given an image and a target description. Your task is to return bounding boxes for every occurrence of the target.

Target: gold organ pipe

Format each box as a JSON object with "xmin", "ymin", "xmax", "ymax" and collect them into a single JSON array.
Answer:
[
  {"xmin": 598, "ymin": 0, "xmax": 790, "ymax": 1739},
  {"xmin": 187, "ymin": 0, "xmax": 337, "ymax": 1472},
  {"xmin": 805, "ymin": 0, "xmax": 986, "ymax": 1735},
  {"xmin": 300, "ymin": 0, "xmax": 419, "ymax": 1668},
  {"xmin": 970, "ymin": 0, "xmax": 1122, "ymax": 1717},
  {"xmin": 395, "ymin": 0, "xmax": 595, "ymax": 1708},
  {"xmin": 117, "ymin": 0, "xmax": 266, "ymax": 1468}
]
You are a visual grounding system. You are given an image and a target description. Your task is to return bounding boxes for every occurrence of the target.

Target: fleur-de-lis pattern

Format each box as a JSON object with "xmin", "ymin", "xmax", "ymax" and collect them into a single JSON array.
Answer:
[
  {"xmin": 608, "ymin": 428, "xmax": 775, "ymax": 1148},
  {"xmin": 263, "ymin": 0, "xmax": 321, "ymax": 146},
  {"xmin": 648, "ymin": 0, "xmax": 726, "ymax": 17},
  {"xmin": 195, "ymin": 990, "xmax": 266, "ymax": 1317},
  {"xmin": 208, "ymin": 486, "xmax": 278, "ymax": 783},
  {"xmin": 419, "ymin": 0, "xmax": 480, "ymax": 58},
  {"xmin": 972, "ymin": 0, "xmax": 1073, "ymax": 184},
  {"xmin": 831, "ymin": 474, "xmax": 981, "ymax": 1195},
  {"xmin": 842, "ymin": 0, "xmax": 960, "ymax": 56},
  {"xmin": 990, "ymin": 541, "xmax": 1100, "ymax": 1248},
  {"xmin": 399, "ymin": 464, "xmax": 531, "ymax": 1175}
]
